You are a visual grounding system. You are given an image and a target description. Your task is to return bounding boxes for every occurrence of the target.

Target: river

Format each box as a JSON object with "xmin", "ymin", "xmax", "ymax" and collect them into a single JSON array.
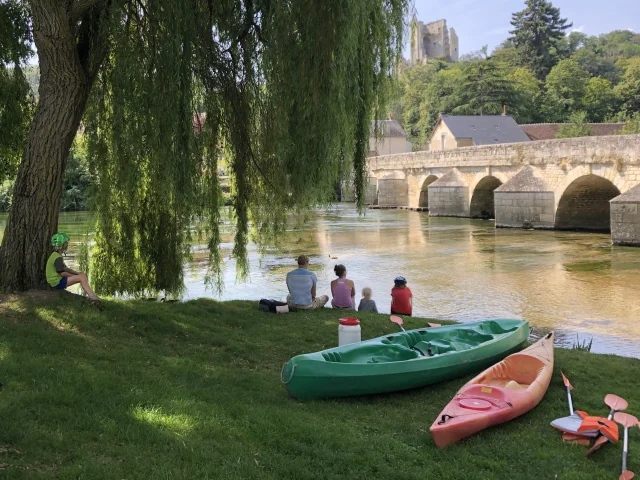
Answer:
[{"xmin": 2, "ymin": 206, "xmax": 640, "ymax": 358}]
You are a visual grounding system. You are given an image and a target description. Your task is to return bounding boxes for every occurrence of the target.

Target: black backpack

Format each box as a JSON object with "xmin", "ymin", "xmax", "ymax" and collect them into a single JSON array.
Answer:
[{"xmin": 258, "ymin": 298, "xmax": 288, "ymax": 313}]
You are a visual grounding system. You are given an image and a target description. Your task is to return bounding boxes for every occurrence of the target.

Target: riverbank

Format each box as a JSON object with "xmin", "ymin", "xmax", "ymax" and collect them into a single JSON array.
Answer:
[{"xmin": 1, "ymin": 294, "xmax": 638, "ymax": 479}]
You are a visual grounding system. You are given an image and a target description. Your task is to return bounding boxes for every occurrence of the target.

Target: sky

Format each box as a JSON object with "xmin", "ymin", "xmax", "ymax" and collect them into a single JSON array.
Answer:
[{"xmin": 406, "ymin": 0, "xmax": 640, "ymax": 57}]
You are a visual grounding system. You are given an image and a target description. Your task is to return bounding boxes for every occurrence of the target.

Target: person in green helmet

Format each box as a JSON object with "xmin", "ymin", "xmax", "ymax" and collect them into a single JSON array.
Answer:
[{"xmin": 46, "ymin": 233, "xmax": 101, "ymax": 304}]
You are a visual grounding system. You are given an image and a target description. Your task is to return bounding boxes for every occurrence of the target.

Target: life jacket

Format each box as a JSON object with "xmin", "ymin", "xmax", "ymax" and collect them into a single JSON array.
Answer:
[{"xmin": 551, "ymin": 410, "xmax": 618, "ymax": 443}]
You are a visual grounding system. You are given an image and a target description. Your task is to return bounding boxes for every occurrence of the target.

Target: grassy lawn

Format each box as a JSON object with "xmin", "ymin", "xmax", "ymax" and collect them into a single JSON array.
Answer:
[{"xmin": 1, "ymin": 293, "xmax": 639, "ymax": 479}]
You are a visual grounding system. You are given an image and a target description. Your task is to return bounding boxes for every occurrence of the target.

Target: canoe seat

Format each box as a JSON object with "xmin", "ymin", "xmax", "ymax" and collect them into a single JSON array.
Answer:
[
  {"xmin": 382, "ymin": 331, "xmax": 423, "ymax": 348},
  {"xmin": 454, "ymin": 329, "xmax": 495, "ymax": 346},
  {"xmin": 504, "ymin": 380, "xmax": 525, "ymax": 391},
  {"xmin": 413, "ymin": 340, "xmax": 457, "ymax": 356},
  {"xmin": 331, "ymin": 344, "xmax": 421, "ymax": 363}
]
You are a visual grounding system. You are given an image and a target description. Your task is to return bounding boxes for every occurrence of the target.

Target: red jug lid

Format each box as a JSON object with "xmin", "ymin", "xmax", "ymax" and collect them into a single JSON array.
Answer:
[{"xmin": 339, "ymin": 317, "xmax": 360, "ymax": 326}]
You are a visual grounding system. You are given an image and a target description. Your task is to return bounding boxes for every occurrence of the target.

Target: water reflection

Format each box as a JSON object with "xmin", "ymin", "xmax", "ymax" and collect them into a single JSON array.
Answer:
[{"xmin": 1, "ymin": 207, "xmax": 639, "ymax": 357}]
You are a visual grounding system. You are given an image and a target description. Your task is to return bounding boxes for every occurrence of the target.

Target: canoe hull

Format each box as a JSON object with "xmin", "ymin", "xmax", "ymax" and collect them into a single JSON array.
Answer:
[
  {"xmin": 282, "ymin": 320, "xmax": 530, "ymax": 399},
  {"xmin": 430, "ymin": 332, "xmax": 555, "ymax": 447}
]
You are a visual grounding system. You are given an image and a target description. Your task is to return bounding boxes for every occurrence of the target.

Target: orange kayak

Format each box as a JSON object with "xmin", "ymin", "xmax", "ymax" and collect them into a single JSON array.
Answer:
[{"xmin": 430, "ymin": 332, "xmax": 554, "ymax": 448}]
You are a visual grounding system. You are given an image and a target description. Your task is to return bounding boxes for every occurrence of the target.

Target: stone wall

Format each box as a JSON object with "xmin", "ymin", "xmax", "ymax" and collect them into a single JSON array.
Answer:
[
  {"xmin": 495, "ymin": 192, "xmax": 555, "ymax": 228},
  {"xmin": 611, "ymin": 185, "xmax": 640, "ymax": 246},
  {"xmin": 555, "ymin": 179, "xmax": 620, "ymax": 231},
  {"xmin": 428, "ymin": 186, "xmax": 469, "ymax": 217},
  {"xmin": 378, "ymin": 179, "xmax": 408, "ymax": 206},
  {"xmin": 611, "ymin": 203, "xmax": 640, "ymax": 245},
  {"xmin": 367, "ymin": 134, "xmax": 640, "ymax": 243},
  {"xmin": 370, "ymin": 135, "xmax": 640, "ymax": 176}
]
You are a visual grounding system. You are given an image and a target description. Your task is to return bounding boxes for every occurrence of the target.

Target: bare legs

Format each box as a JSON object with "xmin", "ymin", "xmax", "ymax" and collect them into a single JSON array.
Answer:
[{"xmin": 66, "ymin": 273, "xmax": 99, "ymax": 300}]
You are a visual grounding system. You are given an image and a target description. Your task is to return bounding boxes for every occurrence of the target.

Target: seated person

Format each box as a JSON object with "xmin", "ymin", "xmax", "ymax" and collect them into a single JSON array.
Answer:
[
  {"xmin": 358, "ymin": 287, "xmax": 378, "ymax": 313},
  {"xmin": 331, "ymin": 264, "xmax": 355, "ymax": 309},
  {"xmin": 390, "ymin": 276, "xmax": 412, "ymax": 316},
  {"xmin": 286, "ymin": 255, "xmax": 328, "ymax": 310},
  {"xmin": 46, "ymin": 233, "xmax": 101, "ymax": 305}
]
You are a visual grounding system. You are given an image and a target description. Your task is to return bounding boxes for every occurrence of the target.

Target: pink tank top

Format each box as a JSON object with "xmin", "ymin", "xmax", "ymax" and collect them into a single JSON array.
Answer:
[{"xmin": 332, "ymin": 278, "xmax": 353, "ymax": 308}]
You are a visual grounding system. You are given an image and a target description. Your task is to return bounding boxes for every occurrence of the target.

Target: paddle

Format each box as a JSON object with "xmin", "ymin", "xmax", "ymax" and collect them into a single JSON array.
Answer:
[
  {"xmin": 561, "ymin": 372, "xmax": 574, "ymax": 415},
  {"xmin": 606, "ymin": 394, "xmax": 629, "ymax": 420},
  {"xmin": 585, "ymin": 394, "xmax": 630, "ymax": 457},
  {"xmin": 427, "ymin": 322, "xmax": 442, "ymax": 328},
  {"xmin": 390, "ymin": 315, "xmax": 405, "ymax": 332},
  {"xmin": 615, "ymin": 412, "xmax": 639, "ymax": 480}
]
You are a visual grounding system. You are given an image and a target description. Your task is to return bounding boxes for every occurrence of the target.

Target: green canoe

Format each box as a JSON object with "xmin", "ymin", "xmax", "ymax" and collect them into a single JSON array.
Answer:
[{"xmin": 281, "ymin": 319, "xmax": 530, "ymax": 399}]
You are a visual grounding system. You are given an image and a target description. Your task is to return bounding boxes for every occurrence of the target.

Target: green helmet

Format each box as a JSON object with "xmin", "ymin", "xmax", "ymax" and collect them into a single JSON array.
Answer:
[{"xmin": 51, "ymin": 232, "xmax": 70, "ymax": 247}]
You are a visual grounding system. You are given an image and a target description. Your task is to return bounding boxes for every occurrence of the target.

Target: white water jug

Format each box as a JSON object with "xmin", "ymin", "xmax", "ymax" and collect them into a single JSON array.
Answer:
[{"xmin": 338, "ymin": 317, "xmax": 361, "ymax": 346}]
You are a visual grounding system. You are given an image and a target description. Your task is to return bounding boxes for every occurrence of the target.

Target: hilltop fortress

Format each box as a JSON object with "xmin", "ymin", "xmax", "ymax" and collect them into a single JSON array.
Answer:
[{"xmin": 410, "ymin": 19, "xmax": 459, "ymax": 65}]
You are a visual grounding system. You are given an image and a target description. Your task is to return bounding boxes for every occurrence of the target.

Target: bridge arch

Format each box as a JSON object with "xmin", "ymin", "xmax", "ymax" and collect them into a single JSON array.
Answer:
[
  {"xmin": 554, "ymin": 166, "xmax": 626, "ymax": 208},
  {"xmin": 555, "ymin": 174, "xmax": 621, "ymax": 231},
  {"xmin": 418, "ymin": 175, "xmax": 439, "ymax": 208},
  {"xmin": 469, "ymin": 176, "xmax": 503, "ymax": 219}
]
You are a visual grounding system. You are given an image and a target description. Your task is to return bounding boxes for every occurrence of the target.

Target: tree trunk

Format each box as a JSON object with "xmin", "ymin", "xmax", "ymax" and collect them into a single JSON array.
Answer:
[{"xmin": 0, "ymin": 1, "xmax": 91, "ymax": 291}]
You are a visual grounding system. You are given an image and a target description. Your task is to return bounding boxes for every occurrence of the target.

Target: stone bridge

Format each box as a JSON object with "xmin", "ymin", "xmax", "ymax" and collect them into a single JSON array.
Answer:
[{"xmin": 366, "ymin": 135, "xmax": 640, "ymax": 245}]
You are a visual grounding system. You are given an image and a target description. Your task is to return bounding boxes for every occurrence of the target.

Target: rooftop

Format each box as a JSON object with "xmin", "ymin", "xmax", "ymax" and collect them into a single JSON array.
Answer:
[
  {"xmin": 520, "ymin": 123, "xmax": 625, "ymax": 141},
  {"xmin": 370, "ymin": 120, "xmax": 407, "ymax": 138},
  {"xmin": 437, "ymin": 115, "xmax": 531, "ymax": 146}
]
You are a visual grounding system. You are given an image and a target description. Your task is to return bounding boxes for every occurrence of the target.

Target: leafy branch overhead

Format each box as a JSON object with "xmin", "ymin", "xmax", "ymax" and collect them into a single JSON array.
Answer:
[{"xmin": 0, "ymin": 0, "xmax": 408, "ymax": 294}]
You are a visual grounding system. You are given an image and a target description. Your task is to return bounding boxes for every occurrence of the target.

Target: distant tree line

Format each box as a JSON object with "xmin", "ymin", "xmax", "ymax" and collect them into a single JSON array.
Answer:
[{"xmin": 393, "ymin": 0, "xmax": 640, "ymax": 149}]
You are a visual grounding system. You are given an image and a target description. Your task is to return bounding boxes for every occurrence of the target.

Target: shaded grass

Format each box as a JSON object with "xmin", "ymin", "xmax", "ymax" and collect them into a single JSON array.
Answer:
[{"xmin": 1, "ymin": 294, "xmax": 639, "ymax": 479}]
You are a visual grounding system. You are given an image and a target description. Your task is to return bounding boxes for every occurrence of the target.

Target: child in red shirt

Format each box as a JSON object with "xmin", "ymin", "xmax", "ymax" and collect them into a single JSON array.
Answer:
[{"xmin": 391, "ymin": 276, "xmax": 412, "ymax": 316}]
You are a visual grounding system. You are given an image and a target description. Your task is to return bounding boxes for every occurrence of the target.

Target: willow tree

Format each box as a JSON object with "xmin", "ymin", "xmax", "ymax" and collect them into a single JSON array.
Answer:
[{"xmin": 0, "ymin": 0, "xmax": 408, "ymax": 294}]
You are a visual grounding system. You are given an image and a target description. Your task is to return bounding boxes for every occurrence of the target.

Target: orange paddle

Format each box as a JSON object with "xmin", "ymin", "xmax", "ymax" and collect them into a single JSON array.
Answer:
[
  {"xmin": 390, "ymin": 315, "xmax": 405, "ymax": 332},
  {"xmin": 561, "ymin": 372, "xmax": 574, "ymax": 415},
  {"xmin": 615, "ymin": 412, "xmax": 639, "ymax": 479},
  {"xmin": 586, "ymin": 394, "xmax": 629, "ymax": 456}
]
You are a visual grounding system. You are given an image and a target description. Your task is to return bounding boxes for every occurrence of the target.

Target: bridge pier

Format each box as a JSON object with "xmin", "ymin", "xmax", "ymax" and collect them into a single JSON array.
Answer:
[
  {"xmin": 365, "ymin": 176, "xmax": 379, "ymax": 205},
  {"xmin": 378, "ymin": 173, "xmax": 408, "ymax": 207},
  {"xmin": 427, "ymin": 169, "xmax": 470, "ymax": 217},
  {"xmin": 611, "ymin": 184, "xmax": 640, "ymax": 246},
  {"xmin": 494, "ymin": 167, "xmax": 555, "ymax": 228}
]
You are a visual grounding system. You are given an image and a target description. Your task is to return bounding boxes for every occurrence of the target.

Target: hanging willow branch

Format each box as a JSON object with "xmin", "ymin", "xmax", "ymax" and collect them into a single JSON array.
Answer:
[{"xmin": 83, "ymin": 0, "xmax": 408, "ymax": 296}]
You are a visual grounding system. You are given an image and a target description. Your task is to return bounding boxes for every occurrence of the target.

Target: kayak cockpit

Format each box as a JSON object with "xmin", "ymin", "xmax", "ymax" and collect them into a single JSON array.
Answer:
[{"xmin": 320, "ymin": 324, "xmax": 519, "ymax": 364}]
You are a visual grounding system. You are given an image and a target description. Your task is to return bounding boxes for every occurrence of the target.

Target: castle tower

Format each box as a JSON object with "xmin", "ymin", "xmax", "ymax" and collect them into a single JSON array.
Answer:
[
  {"xmin": 449, "ymin": 28, "xmax": 459, "ymax": 62},
  {"xmin": 410, "ymin": 18, "xmax": 459, "ymax": 65}
]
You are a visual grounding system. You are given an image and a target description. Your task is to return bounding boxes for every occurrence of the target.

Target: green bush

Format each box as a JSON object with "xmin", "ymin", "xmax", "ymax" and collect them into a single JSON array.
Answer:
[{"xmin": 0, "ymin": 180, "xmax": 13, "ymax": 212}]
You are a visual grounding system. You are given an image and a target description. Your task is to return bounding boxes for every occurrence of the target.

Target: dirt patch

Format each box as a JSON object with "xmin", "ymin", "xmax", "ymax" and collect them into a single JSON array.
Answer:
[{"xmin": 0, "ymin": 289, "xmax": 86, "ymax": 305}]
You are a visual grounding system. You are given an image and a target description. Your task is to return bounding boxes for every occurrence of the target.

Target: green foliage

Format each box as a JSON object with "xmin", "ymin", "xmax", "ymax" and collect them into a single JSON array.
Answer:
[
  {"xmin": 77, "ymin": 233, "xmax": 91, "ymax": 296},
  {"xmin": 556, "ymin": 111, "xmax": 593, "ymax": 138},
  {"xmin": 620, "ymin": 112, "xmax": 640, "ymax": 134},
  {"xmin": 82, "ymin": 0, "xmax": 407, "ymax": 296},
  {"xmin": 417, "ymin": 68, "xmax": 465, "ymax": 145},
  {"xmin": 509, "ymin": 67, "xmax": 543, "ymax": 123},
  {"xmin": 1, "ymin": 295, "xmax": 639, "ymax": 479},
  {"xmin": 584, "ymin": 77, "xmax": 618, "ymax": 122},
  {"xmin": 509, "ymin": 0, "xmax": 572, "ymax": 79},
  {"xmin": 0, "ymin": 0, "xmax": 33, "ymax": 184},
  {"xmin": 0, "ymin": 180, "xmax": 13, "ymax": 212},
  {"xmin": 453, "ymin": 59, "xmax": 516, "ymax": 116},
  {"xmin": 571, "ymin": 334, "xmax": 593, "ymax": 352},
  {"xmin": 544, "ymin": 59, "xmax": 590, "ymax": 121},
  {"xmin": 62, "ymin": 135, "xmax": 93, "ymax": 211},
  {"xmin": 615, "ymin": 59, "xmax": 640, "ymax": 115}
]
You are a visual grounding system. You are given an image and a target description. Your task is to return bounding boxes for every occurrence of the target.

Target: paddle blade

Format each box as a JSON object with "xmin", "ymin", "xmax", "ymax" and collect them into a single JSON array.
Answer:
[
  {"xmin": 585, "ymin": 436, "xmax": 609, "ymax": 457},
  {"xmin": 620, "ymin": 471, "xmax": 634, "ymax": 480},
  {"xmin": 561, "ymin": 372, "xmax": 573, "ymax": 391},
  {"xmin": 427, "ymin": 323, "xmax": 442, "ymax": 328},
  {"xmin": 605, "ymin": 394, "xmax": 628, "ymax": 413},
  {"xmin": 615, "ymin": 412, "xmax": 640, "ymax": 428},
  {"xmin": 390, "ymin": 316, "xmax": 404, "ymax": 327},
  {"xmin": 562, "ymin": 433, "xmax": 591, "ymax": 446}
]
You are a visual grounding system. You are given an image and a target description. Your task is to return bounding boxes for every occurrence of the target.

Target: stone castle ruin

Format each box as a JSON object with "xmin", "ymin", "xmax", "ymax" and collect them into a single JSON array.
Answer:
[{"xmin": 410, "ymin": 19, "xmax": 459, "ymax": 65}]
